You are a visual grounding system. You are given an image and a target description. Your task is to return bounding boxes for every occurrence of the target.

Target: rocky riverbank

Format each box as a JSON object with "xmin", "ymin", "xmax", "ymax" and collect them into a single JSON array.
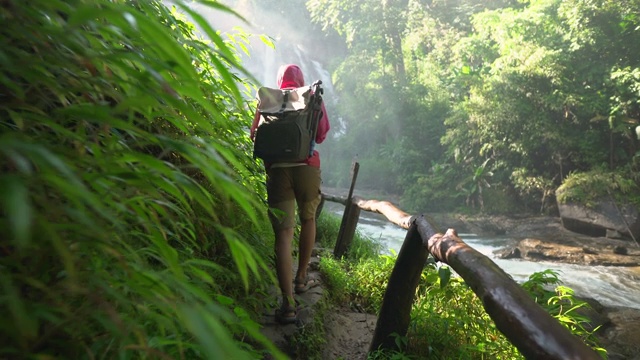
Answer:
[
  {"xmin": 429, "ymin": 213, "xmax": 640, "ymax": 266},
  {"xmin": 322, "ymin": 187, "xmax": 640, "ymax": 266},
  {"xmin": 429, "ymin": 213, "xmax": 640, "ymax": 360},
  {"xmin": 318, "ymin": 189, "xmax": 639, "ymax": 358}
]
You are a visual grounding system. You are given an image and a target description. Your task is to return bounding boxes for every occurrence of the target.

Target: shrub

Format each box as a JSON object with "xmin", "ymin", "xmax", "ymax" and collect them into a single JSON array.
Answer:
[
  {"xmin": 0, "ymin": 1, "xmax": 283, "ymax": 358},
  {"xmin": 556, "ymin": 166, "xmax": 640, "ymax": 207}
]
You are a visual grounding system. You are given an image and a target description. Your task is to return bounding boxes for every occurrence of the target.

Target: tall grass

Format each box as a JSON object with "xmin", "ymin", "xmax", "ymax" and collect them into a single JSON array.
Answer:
[
  {"xmin": 315, "ymin": 211, "xmax": 383, "ymax": 260},
  {"xmin": 0, "ymin": 0, "xmax": 283, "ymax": 358}
]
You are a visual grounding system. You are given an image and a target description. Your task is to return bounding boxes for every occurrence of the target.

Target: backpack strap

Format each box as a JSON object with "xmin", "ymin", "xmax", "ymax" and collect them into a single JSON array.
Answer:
[{"xmin": 279, "ymin": 90, "xmax": 290, "ymax": 114}]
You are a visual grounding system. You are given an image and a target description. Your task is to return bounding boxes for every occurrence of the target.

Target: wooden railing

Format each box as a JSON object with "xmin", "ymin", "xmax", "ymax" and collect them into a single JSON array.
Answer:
[{"xmin": 320, "ymin": 162, "xmax": 601, "ymax": 360}]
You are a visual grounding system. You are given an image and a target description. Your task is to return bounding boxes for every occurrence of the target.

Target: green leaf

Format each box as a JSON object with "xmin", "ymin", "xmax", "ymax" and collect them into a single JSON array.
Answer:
[
  {"xmin": 438, "ymin": 265, "xmax": 451, "ymax": 289},
  {"xmin": 180, "ymin": 304, "xmax": 254, "ymax": 360},
  {"xmin": 0, "ymin": 274, "xmax": 38, "ymax": 340},
  {"xmin": 0, "ymin": 176, "xmax": 32, "ymax": 248}
]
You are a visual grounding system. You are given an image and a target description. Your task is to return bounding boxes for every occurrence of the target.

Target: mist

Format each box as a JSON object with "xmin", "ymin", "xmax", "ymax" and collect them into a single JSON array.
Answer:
[
  {"xmin": 187, "ymin": 1, "xmax": 336, "ymax": 92},
  {"xmin": 181, "ymin": 1, "xmax": 355, "ymax": 189}
]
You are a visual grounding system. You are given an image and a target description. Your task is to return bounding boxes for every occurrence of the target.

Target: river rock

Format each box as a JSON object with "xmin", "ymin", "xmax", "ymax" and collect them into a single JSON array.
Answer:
[
  {"xmin": 557, "ymin": 199, "xmax": 640, "ymax": 241},
  {"xmin": 597, "ymin": 307, "xmax": 640, "ymax": 360},
  {"xmin": 496, "ymin": 238, "xmax": 640, "ymax": 266}
]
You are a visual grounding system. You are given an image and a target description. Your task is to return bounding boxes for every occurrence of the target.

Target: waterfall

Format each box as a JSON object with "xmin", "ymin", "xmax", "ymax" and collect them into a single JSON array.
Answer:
[{"xmin": 242, "ymin": 39, "xmax": 334, "ymax": 96}]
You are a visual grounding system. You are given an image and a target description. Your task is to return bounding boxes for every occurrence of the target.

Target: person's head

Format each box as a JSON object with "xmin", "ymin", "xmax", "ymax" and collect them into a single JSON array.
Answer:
[{"xmin": 277, "ymin": 64, "xmax": 304, "ymax": 89}]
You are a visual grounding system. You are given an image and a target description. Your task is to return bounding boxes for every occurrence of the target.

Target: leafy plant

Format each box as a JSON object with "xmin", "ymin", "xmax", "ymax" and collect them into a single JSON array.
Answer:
[
  {"xmin": 318, "ymin": 255, "xmax": 350, "ymax": 304},
  {"xmin": 0, "ymin": 0, "xmax": 284, "ymax": 358},
  {"xmin": 521, "ymin": 270, "xmax": 608, "ymax": 358},
  {"xmin": 556, "ymin": 166, "xmax": 640, "ymax": 207},
  {"xmin": 316, "ymin": 210, "xmax": 383, "ymax": 260},
  {"xmin": 347, "ymin": 254, "xmax": 397, "ymax": 313},
  {"xmin": 368, "ymin": 332, "xmax": 416, "ymax": 360}
]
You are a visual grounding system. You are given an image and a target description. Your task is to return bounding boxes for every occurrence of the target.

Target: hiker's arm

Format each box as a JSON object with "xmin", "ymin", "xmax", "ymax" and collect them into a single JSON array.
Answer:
[
  {"xmin": 250, "ymin": 110, "xmax": 261, "ymax": 141},
  {"xmin": 315, "ymin": 102, "xmax": 330, "ymax": 144}
]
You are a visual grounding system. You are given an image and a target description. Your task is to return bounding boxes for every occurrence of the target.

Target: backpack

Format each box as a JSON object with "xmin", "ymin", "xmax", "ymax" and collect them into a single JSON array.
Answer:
[{"xmin": 253, "ymin": 80, "xmax": 323, "ymax": 163}]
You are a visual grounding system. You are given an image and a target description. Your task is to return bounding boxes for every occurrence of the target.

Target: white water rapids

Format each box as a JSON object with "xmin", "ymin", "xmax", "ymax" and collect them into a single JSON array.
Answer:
[{"xmin": 324, "ymin": 202, "xmax": 640, "ymax": 310}]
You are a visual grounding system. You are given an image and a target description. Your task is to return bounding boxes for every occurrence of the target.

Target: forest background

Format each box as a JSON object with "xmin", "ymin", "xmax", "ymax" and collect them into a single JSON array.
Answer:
[
  {"xmin": 1, "ymin": 0, "xmax": 639, "ymax": 359},
  {"xmin": 229, "ymin": 0, "xmax": 640, "ymax": 215}
]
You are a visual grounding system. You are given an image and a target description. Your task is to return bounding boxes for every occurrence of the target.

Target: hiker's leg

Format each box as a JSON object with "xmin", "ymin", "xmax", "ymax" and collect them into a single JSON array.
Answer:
[
  {"xmin": 292, "ymin": 166, "xmax": 322, "ymax": 284},
  {"xmin": 266, "ymin": 167, "xmax": 296, "ymax": 308},
  {"xmin": 275, "ymin": 226, "xmax": 295, "ymax": 307},
  {"xmin": 295, "ymin": 217, "xmax": 316, "ymax": 283}
]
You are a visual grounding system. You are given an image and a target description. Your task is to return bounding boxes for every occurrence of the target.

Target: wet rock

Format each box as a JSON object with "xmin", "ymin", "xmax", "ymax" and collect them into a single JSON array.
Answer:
[
  {"xmin": 497, "ymin": 238, "xmax": 640, "ymax": 266},
  {"xmin": 498, "ymin": 247, "xmax": 521, "ymax": 259},
  {"xmin": 429, "ymin": 213, "xmax": 640, "ymax": 267},
  {"xmin": 613, "ymin": 246, "xmax": 628, "ymax": 255},
  {"xmin": 557, "ymin": 199, "xmax": 640, "ymax": 241},
  {"xmin": 597, "ymin": 307, "xmax": 640, "ymax": 360},
  {"xmin": 607, "ymin": 229, "xmax": 625, "ymax": 239}
]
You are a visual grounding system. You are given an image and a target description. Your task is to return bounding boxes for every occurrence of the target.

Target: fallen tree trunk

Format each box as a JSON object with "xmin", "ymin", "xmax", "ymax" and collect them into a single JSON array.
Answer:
[
  {"xmin": 352, "ymin": 197, "xmax": 413, "ymax": 230},
  {"xmin": 323, "ymin": 193, "xmax": 600, "ymax": 358},
  {"xmin": 417, "ymin": 217, "xmax": 601, "ymax": 360},
  {"xmin": 321, "ymin": 193, "xmax": 413, "ymax": 229}
]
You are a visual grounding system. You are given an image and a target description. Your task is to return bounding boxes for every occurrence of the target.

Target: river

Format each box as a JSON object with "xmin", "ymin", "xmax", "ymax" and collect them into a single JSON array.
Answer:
[{"xmin": 324, "ymin": 202, "xmax": 640, "ymax": 310}]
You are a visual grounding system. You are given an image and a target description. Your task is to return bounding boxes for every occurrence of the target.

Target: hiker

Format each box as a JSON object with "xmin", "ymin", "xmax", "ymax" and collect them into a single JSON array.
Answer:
[{"xmin": 250, "ymin": 64, "xmax": 331, "ymax": 324}]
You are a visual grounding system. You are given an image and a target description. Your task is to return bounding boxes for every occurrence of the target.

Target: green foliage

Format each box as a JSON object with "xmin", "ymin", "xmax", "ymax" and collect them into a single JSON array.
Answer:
[
  {"xmin": 316, "ymin": 211, "xmax": 383, "ymax": 260},
  {"xmin": 368, "ymin": 333, "xmax": 415, "ymax": 360},
  {"xmin": 318, "ymin": 256, "xmax": 350, "ymax": 304},
  {"xmin": 289, "ymin": 300, "xmax": 329, "ymax": 360},
  {"xmin": 317, "ymin": 240, "xmax": 607, "ymax": 359},
  {"xmin": 298, "ymin": 0, "xmax": 640, "ymax": 214},
  {"xmin": 315, "ymin": 210, "xmax": 344, "ymax": 249},
  {"xmin": 406, "ymin": 265, "xmax": 519, "ymax": 359},
  {"xmin": 347, "ymin": 254, "xmax": 398, "ymax": 312},
  {"xmin": 0, "ymin": 0, "xmax": 284, "ymax": 358},
  {"xmin": 400, "ymin": 163, "xmax": 467, "ymax": 213},
  {"xmin": 521, "ymin": 270, "xmax": 607, "ymax": 357},
  {"xmin": 480, "ymin": 186, "xmax": 524, "ymax": 214},
  {"xmin": 556, "ymin": 166, "xmax": 640, "ymax": 207}
]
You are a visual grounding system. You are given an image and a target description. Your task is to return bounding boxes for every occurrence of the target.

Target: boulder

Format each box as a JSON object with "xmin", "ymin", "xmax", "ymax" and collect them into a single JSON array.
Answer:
[
  {"xmin": 557, "ymin": 199, "xmax": 640, "ymax": 241},
  {"xmin": 495, "ymin": 238, "xmax": 640, "ymax": 266}
]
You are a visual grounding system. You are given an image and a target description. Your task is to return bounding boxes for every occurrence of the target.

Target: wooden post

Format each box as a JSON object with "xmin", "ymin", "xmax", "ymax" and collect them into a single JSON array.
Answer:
[
  {"xmin": 334, "ymin": 198, "xmax": 362, "ymax": 258},
  {"xmin": 368, "ymin": 220, "xmax": 428, "ymax": 353},
  {"xmin": 315, "ymin": 196, "xmax": 325, "ymax": 220},
  {"xmin": 333, "ymin": 161, "xmax": 360, "ymax": 258}
]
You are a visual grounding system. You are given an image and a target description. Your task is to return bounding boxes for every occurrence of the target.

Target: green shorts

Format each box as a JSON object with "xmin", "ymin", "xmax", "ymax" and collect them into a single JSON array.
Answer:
[{"xmin": 266, "ymin": 165, "xmax": 322, "ymax": 230}]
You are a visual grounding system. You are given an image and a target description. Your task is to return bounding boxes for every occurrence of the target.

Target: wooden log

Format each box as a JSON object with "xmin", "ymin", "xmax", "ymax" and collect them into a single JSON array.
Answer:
[
  {"xmin": 334, "ymin": 162, "xmax": 360, "ymax": 257},
  {"xmin": 346, "ymin": 161, "xmax": 359, "ymax": 200},
  {"xmin": 417, "ymin": 218, "xmax": 601, "ymax": 360},
  {"xmin": 368, "ymin": 221, "xmax": 428, "ymax": 353},
  {"xmin": 322, "ymin": 194, "xmax": 600, "ymax": 359},
  {"xmin": 320, "ymin": 195, "xmax": 414, "ymax": 231},
  {"xmin": 334, "ymin": 199, "xmax": 361, "ymax": 258},
  {"xmin": 352, "ymin": 197, "xmax": 413, "ymax": 229},
  {"xmin": 321, "ymin": 193, "xmax": 348, "ymax": 205}
]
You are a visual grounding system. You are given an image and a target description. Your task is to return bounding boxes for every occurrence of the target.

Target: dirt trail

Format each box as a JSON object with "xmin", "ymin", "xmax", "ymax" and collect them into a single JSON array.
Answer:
[
  {"xmin": 257, "ymin": 233, "xmax": 640, "ymax": 359},
  {"xmin": 259, "ymin": 252, "xmax": 376, "ymax": 360}
]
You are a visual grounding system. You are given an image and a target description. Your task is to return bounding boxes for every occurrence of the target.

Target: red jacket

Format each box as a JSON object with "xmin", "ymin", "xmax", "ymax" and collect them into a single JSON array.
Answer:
[{"xmin": 250, "ymin": 64, "xmax": 330, "ymax": 168}]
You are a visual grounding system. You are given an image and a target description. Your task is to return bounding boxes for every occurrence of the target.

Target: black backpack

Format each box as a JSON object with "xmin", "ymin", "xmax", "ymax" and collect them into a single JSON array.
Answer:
[{"xmin": 253, "ymin": 80, "xmax": 323, "ymax": 163}]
